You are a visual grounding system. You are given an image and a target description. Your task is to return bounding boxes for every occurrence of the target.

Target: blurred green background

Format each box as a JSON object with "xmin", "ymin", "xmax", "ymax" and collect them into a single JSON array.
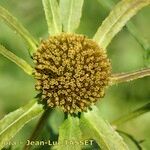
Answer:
[{"xmin": 0, "ymin": 0, "xmax": 150, "ymax": 149}]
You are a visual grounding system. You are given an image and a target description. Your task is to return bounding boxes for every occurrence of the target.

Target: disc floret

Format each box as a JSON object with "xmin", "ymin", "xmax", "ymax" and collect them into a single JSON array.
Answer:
[{"xmin": 33, "ymin": 33, "xmax": 111, "ymax": 113}]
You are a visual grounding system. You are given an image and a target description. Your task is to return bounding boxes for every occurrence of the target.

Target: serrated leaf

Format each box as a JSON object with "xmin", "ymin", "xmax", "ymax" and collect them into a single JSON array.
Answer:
[
  {"xmin": 0, "ymin": 45, "xmax": 33, "ymax": 75},
  {"xmin": 0, "ymin": 6, "xmax": 38, "ymax": 55},
  {"xmin": 0, "ymin": 99, "xmax": 44, "ymax": 149},
  {"xmin": 80, "ymin": 106, "xmax": 129, "ymax": 150},
  {"xmin": 42, "ymin": 0, "xmax": 62, "ymax": 35},
  {"xmin": 60, "ymin": 0, "xmax": 84, "ymax": 32},
  {"xmin": 57, "ymin": 115, "xmax": 82, "ymax": 150},
  {"xmin": 94, "ymin": 0, "xmax": 150, "ymax": 49}
]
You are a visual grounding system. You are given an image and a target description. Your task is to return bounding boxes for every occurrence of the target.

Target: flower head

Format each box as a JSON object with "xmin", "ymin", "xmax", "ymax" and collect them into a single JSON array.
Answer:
[{"xmin": 33, "ymin": 33, "xmax": 111, "ymax": 113}]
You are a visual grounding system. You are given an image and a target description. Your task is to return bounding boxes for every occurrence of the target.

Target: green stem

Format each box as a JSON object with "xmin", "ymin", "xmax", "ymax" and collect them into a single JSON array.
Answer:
[
  {"xmin": 111, "ymin": 68, "xmax": 150, "ymax": 84},
  {"xmin": 23, "ymin": 108, "xmax": 52, "ymax": 150},
  {"xmin": 0, "ymin": 45, "xmax": 33, "ymax": 75},
  {"xmin": 0, "ymin": 6, "xmax": 38, "ymax": 56},
  {"xmin": 112, "ymin": 103, "xmax": 150, "ymax": 126}
]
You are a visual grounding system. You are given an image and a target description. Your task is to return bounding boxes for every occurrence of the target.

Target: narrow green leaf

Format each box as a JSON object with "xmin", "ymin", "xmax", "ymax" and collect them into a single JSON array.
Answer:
[
  {"xmin": 97, "ymin": 0, "xmax": 150, "ymax": 67},
  {"xmin": 42, "ymin": 0, "xmax": 62, "ymax": 35},
  {"xmin": 60, "ymin": 0, "xmax": 84, "ymax": 32},
  {"xmin": 0, "ymin": 99, "xmax": 44, "ymax": 149},
  {"xmin": 94, "ymin": 0, "xmax": 150, "ymax": 49},
  {"xmin": 97, "ymin": 0, "xmax": 149, "ymax": 50},
  {"xmin": 0, "ymin": 45, "xmax": 33, "ymax": 75},
  {"xmin": 80, "ymin": 106, "xmax": 129, "ymax": 150},
  {"xmin": 111, "ymin": 68, "xmax": 150, "ymax": 85},
  {"xmin": 112, "ymin": 103, "xmax": 150, "ymax": 126},
  {"xmin": 57, "ymin": 115, "xmax": 82, "ymax": 150},
  {"xmin": 0, "ymin": 6, "xmax": 38, "ymax": 55}
]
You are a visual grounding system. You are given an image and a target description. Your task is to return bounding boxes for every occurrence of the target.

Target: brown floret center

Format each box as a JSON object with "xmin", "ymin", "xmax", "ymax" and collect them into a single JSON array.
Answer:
[{"xmin": 33, "ymin": 33, "xmax": 111, "ymax": 113}]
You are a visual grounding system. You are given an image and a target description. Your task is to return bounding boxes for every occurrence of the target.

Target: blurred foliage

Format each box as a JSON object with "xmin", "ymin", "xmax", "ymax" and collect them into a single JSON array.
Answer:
[{"xmin": 0, "ymin": 0, "xmax": 150, "ymax": 149}]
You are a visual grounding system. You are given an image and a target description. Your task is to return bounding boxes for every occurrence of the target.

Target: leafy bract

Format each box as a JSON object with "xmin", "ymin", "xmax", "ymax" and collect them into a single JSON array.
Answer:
[
  {"xmin": 0, "ymin": 6, "xmax": 38, "ymax": 55},
  {"xmin": 111, "ymin": 68, "xmax": 150, "ymax": 84},
  {"xmin": 80, "ymin": 106, "xmax": 129, "ymax": 150},
  {"xmin": 60, "ymin": 0, "xmax": 84, "ymax": 32},
  {"xmin": 0, "ymin": 45, "xmax": 33, "ymax": 75},
  {"xmin": 97, "ymin": 0, "xmax": 150, "ymax": 67},
  {"xmin": 94, "ymin": 0, "xmax": 150, "ymax": 49},
  {"xmin": 0, "ymin": 99, "xmax": 44, "ymax": 149},
  {"xmin": 57, "ymin": 115, "xmax": 82, "ymax": 150},
  {"xmin": 42, "ymin": 0, "xmax": 62, "ymax": 35}
]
